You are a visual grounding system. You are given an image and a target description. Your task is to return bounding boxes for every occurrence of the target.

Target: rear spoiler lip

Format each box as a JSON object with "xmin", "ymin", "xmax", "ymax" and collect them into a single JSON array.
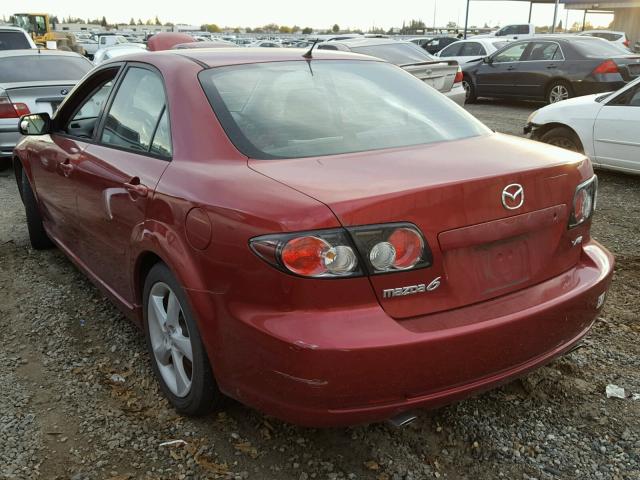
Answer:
[{"xmin": 398, "ymin": 59, "xmax": 459, "ymax": 68}]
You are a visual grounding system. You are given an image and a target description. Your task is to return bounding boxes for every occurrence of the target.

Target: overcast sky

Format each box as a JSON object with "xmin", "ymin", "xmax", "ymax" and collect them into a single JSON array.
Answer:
[{"xmin": 1, "ymin": 0, "xmax": 612, "ymax": 30}]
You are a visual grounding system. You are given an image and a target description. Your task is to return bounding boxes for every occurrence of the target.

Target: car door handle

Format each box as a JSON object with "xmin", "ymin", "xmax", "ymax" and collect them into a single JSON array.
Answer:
[
  {"xmin": 59, "ymin": 159, "xmax": 74, "ymax": 177},
  {"xmin": 506, "ymin": 65, "xmax": 516, "ymax": 71},
  {"xmin": 546, "ymin": 64, "xmax": 558, "ymax": 69},
  {"xmin": 123, "ymin": 179, "xmax": 149, "ymax": 198}
]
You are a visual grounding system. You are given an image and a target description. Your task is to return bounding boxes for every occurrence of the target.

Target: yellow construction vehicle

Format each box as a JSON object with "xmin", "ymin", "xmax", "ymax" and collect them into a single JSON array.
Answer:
[{"xmin": 13, "ymin": 13, "xmax": 85, "ymax": 55}]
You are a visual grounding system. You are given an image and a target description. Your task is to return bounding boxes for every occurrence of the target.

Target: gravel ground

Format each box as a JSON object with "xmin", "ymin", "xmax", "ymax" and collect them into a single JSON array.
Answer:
[{"xmin": 0, "ymin": 101, "xmax": 638, "ymax": 480}]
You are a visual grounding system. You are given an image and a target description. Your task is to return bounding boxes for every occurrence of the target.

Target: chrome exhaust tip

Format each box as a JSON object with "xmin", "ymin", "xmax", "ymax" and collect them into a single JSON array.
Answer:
[{"xmin": 387, "ymin": 411, "xmax": 418, "ymax": 428}]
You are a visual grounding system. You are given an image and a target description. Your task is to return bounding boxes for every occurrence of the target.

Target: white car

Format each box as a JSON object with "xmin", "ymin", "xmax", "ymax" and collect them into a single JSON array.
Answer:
[
  {"xmin": 525, "ymin": 77, "xmax": 640, "ymax": 175},
  {"xmin": 436, "ymin": 38, "xmax": 512, "ymax": 64},
  {"xmin": 578, "ymin": 30, "xmax": 631, "ymax": 50},
  {"xmin": 93, "ymin": 43, "xmax": 146, "ymax": 65}
]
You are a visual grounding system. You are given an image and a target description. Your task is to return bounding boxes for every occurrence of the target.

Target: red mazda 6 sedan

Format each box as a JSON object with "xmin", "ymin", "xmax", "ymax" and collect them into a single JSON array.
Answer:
[{"xmin": 13, "ymin": 48, "xmax": 613, "ymax": 427}]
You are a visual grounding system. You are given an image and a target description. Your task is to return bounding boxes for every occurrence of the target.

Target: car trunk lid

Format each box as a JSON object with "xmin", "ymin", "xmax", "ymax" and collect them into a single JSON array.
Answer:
[
  {"xmin": 400, "ymin": 60, "xmax": 458, "ymax": 93},
  {"xmin": 250, "ymin": 133, "xmax": 590, "ymax": 319},
  {"xmin": 1, "ymin": 81, "xmax": 75, "ymax": 116}
]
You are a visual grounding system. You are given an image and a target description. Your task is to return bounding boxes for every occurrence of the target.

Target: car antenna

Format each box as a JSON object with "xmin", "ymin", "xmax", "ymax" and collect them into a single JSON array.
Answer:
[{"xmin": 302, "ymin": 39, "xmax": 319, "ymax": 59}]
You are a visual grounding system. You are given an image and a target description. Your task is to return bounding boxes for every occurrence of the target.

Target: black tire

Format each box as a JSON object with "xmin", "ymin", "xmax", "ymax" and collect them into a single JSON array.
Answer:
[
  {"xmin": 21, "ymin": 170, "xmax": 54, "ymax": 250},
  {"xmin": 462, "ymin": 75, "xmax": 477, "ymax": 104},
  {"xmin": 546, "ymin": 80, "xmax": 573, "ymax": 104},
  {"xmin": 143, "ymin": 262, "xmax": 222, "ymax": 416},
  {"xmin": 539, "ymin": 126, "xmax": 584, "ymax": 153},
  {"xmin": 0, "ymin": 158, "xmax": 11, "ymax": 171}
]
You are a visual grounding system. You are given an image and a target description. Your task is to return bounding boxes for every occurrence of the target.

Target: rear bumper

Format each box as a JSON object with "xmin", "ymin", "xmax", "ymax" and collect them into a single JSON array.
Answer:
[
  {"xmin": 445, "ymin": 84, "xmax": 466, "ymax": 106},
  {"xmin": 207, "ymin": 241, "xmax": 613, "ymax": 427},
  {"xmin": 0, "ymin": 123, "xmax": 21, "ymax": 159},
  {"xmin": 573, "ymin": 79, "xmax": 626, "ymax": 97}
]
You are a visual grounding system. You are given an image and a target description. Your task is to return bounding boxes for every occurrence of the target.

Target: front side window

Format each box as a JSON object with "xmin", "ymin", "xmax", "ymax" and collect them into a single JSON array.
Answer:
[
  {"xmin": 461, "ymin": 42, "xmax": 485, "ymax": 56},
  {"xmin": 101, "ymin": 67, "xmax": 171, "ymax": 156},
  {"xmin": 440, "ymin": 43, "xmax": 463, "ymax": 57},
  {"xmin": 199, "ymin": 60, "xmax": 489, "ymax": 159},
  {"xmin": 64, "ymin": 80, "xmax": 114, "ymax": 139},
  {"xmin": 493, "ymin": 42, "xmax": 527, "ymax": 63}
]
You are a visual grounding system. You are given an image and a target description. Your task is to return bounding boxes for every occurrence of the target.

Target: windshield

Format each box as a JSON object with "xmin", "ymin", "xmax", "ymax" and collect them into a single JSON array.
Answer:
[
  {"xmin": 571, "ymin": 38, "xmax": 631, "ymax": 56},
  {"xmin": 0, "ymin": 55, "xmax": 91, "ymax": 82},
  {"xmin": 199, "ymin": 60, "xmax": 489, "ymax": 159},
  {"xmin": 349, "ymin": 42, "xmax": 434, "ymax": 65}
]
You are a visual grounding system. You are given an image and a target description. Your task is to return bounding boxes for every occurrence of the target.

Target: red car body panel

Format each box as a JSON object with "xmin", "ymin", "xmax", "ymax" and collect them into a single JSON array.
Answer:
[{"xmin": 13, "ymin": 50, "xmax": 614, "ymax": 426}]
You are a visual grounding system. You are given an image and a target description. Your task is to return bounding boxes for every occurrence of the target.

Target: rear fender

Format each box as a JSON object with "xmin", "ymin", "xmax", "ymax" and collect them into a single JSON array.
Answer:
[{"xmin": 129, "ymin": 220, "xmax": 222, "ymax": 370}]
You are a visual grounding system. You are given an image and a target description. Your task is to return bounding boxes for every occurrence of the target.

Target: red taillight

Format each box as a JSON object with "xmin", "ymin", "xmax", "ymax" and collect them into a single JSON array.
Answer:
[
  {"xmin": 592, "ymin": 59, "xmax": 619, "ymax": 75},
  {"xmin": 0, "ymin": 98, "xmax": 30, "ymax": 119},
  {"xmin": 623, "ymin": 39, "xmax": 630, "ymax": 47},
  {"xmin": 281, "ymin": 236, "xmax": 332, "ymax": 276},
  {"xmin": 454, "ymin": 67, "xmax": 463, "ymax": 83},
  {"xmin": 388, "ymin": 228, "xmax": 424, "ymax": 269},
  {"xmin": 250, "ymin": 223, "xmax": 432, "ymax": 278}
]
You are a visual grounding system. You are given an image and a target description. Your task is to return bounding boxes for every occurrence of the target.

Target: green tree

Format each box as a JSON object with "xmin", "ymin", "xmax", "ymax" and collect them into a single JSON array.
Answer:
[
  {"xmin": 100, "ymin": 16, "xmax": 108, "ymax": 28},
  {"xmin": 155, "ymin": 16, "xmax": 161, "ymax": 26},
  {"xmin": 302, "ymin": 27, "xmax": 313, "ymax": 34},
  {"xmin": 245, "ymin": 27, "xmax": 253, "ymax": 33},
  {"xmin": 137, "ymin": 19, "xmax": 143, "ymax": 25},
  {"xmin": 279, "ymin": 25, "xmax": 291, "ymax": 33},
  {"xmin": 263, "ymin": 23, "xmax": 279, "ymax": 33},
  {"xmin": 129, "ymin": 17, "xmax": 136, "ymax": 25},
  {"xmin": 332, "ymin": 23, "xmax": 340, "ymax": 33},
  {"xmin": 291, "ymin": 25, "xmax": 300, "ymax": 33},
  {"xmin": 201, "ymin": 23, "xmax": 221, "ymax": 33}
]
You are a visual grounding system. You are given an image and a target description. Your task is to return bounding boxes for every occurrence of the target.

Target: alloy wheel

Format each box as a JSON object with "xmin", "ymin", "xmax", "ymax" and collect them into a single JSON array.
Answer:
[
  {"xmin": 147, "ymin": 282, "xmax": 193, "ymax": 398},
  {"xmin": 549, "ymin": 85, "xmax": 569, "ymax": 103},
  {"xmin": 462, "ymin": 80, "xmax": 471, "ymax": 100}
]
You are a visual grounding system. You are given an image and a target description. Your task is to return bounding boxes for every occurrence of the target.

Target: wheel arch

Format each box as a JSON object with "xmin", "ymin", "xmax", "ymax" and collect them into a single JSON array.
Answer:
[
  {"xmin": 544, "ymin": 77, "xmax": 573, "ymax": 97},
  {"xmin": 533, "ymin": 122, "xmax": 585, "ymax": 152}
]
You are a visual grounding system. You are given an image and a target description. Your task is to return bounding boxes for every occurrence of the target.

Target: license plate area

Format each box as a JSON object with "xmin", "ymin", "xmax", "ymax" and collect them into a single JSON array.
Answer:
[{"xmin": 473, "ymin": 236, "xmax": 531, "ymax": 294}]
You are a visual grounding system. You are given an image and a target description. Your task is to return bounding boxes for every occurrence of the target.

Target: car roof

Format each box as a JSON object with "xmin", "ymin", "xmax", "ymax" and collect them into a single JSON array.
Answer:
[
  {"xmin": 107, "ymin": 48, "xmax": 379, "ymax": 68},
  {"xmin": 0, "ymin": 49, "xmax": 85, "ymax": 59},
  {"xmin": 0, "ymin": 26, "xmax": 29, "ymax": 32}
]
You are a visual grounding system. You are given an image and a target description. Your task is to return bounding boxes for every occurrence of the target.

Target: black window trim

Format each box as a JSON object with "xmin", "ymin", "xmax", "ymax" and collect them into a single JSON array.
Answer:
[
  {"xmin": 605, "ymin": 82, "xmax": 640, "ymax": 107},
  {"xmin": 94, "ymin": 61, "xmax": 173, "ymax": 161},
  {"xmin": 52, "ymin": 62, "xmax": 126, "ymax": 143}
]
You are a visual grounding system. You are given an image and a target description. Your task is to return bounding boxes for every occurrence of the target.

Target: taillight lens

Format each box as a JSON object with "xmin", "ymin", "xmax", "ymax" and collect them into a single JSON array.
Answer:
[
  {"xmin": 569, "ymin": 176, "xmax": 597, "ymax": 228},
  {"xmin": 250, "ymin": 223, "xmax": 432, "ymax": 278},
  {"xmin": 0, "ymin": 97, "xmax": 30, "ymax": 119},
  {"xmin": 623, "ymin": 39, "xmax": 630, "ymax": 47},
  {"xmin": 592, "ymin": 59, "xmax": 619, "ymax": 75},
  {"xmin": 454, "ymin": 66, "xmax": 463, "ymax": 84},
  {"xmin": 250, "ymin": 229, "xmax": 361, "ymax": 278}
]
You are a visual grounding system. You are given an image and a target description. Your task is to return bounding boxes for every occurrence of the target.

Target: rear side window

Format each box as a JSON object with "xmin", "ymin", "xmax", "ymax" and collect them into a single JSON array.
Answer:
[
  {"xmin": 527, "ymin": 42, "xmax": 563, "ymax": 61},
  {"xmin": 199, "ymin": 60, "xmax": 489, "ymax": 159},
  {"xmin": 0, "ymin": 55, "xmax": 91, "ymax": 82},
  {"xmin": 100, "ymin": 67, "xmax": 172, "ymax": 157},
  {"xmin": 0, "ymin": 31, "xmax": 31, "ymax": 50},
  {"xmin": 571, "ymin": 38, "xmax": 630, "ymax": 56}
]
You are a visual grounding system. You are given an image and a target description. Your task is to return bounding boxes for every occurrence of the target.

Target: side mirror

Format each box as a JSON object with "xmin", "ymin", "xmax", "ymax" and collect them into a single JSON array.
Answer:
[
  {"xmin": 483, "ymin": 56, "xmax": 493, "ymax": 64},
  {"xmin": 19, "ymin": 113, "xmax": 51, "ymax": 136}
]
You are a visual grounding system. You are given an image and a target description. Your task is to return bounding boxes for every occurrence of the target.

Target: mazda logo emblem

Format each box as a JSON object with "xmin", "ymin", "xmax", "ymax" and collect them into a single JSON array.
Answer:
[{"xmin": 501, "ymin": 183, "xmax": 524, "ymax": 210}]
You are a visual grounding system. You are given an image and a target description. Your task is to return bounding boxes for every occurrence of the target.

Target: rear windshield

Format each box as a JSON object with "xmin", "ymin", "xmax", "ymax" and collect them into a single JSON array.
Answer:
[
  {"xmin": 199, "ymin": 60, "xmax": 489, "ymax": 160},
  {"xmin": 349, "ymin": 43, "xmax": 434, "ymax": 65},
  {"xmin": 0, "ymin": 31, "xmax": 31, "ymax": 50},
  {"xmin": 0, "ymin": 55, "xmax": 91, "ymax": 83},
  {"xmin": 571, "ymin": 38, "xmax": 630, "ymax": 56}
]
